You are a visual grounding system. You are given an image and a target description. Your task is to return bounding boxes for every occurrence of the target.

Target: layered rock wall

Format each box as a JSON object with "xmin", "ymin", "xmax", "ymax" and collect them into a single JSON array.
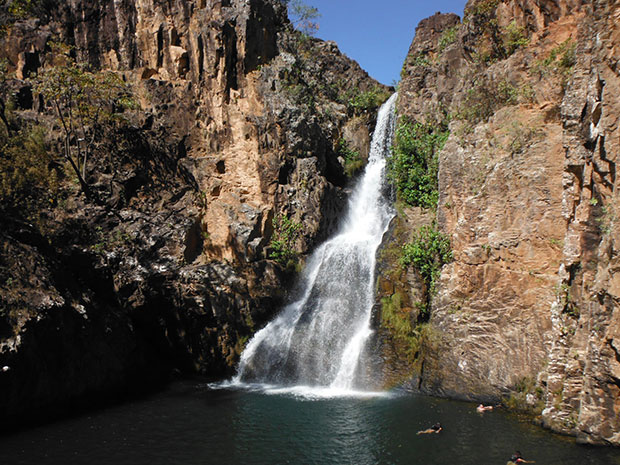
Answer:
[{"xmin": 386, "ymin": 0, "xmax": 620, "ymax": 445}]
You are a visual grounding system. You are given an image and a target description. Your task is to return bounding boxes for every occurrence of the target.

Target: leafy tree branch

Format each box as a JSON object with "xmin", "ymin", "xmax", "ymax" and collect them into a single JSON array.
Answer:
[
  {"xmin": 281, "ymin": 0, "xmax": 320, "ymax": 35},
  {"xmin": 30, "ymin": 42, "xmax": 135, "ymax": 200}
]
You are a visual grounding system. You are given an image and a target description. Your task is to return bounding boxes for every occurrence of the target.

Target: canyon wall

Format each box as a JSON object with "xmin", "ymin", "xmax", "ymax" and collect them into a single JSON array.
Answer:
[
  {"xmin": 383, "ymin": 0, "xmax": 620, "ymax": 445},
  {"xmin": 0, "ymin": 0, "xmax": 387, "ymax": 422},
  {"xmin": 2, "ymin": 0, "xmax": 618, "ymax": 447}
]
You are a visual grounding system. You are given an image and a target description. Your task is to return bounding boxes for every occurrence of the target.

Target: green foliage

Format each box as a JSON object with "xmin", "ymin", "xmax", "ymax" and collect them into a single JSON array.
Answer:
[
  {"xmin": 403, "ymin": 53, "xmax": 432, "ymax": 78},
  {"xmin": 381, "ymin": 293, "xmax": 409, "ymax": 338},
  {"xmin": 91, "ymin": 226, "xmax": 131, "ymax": 255},
  {"xmin": 280, "ymin": 58, "xmax": 315, "ymax": 110},
  {"xmin": 269, "ymin": 214, "xmax": 301, "ymax": 268},
  {"xmin": 457, "ymin": 78, "xmax": 518, "ymax": 126},
  {"xmin": 557, "ymin": 282, "xmax": 579, "ymax": 318},
  {"xmin": 439, "ymin": 26, "xmax": 459, "ymax": 53},
  {"xmin": 519, "ymin": 82, "xmax": 536, "ymax": 103},
  {"xmin": 502, "ymin": 20, "xmax": 529, "ymax": 55},
  {"xmin": 380, "ymin": 292, "xmax": 436, "ymax": 363},
  {"xmin": 464, "ymin": 0, "xmax": 504, "ymax": 62},
  {"xmin": 413, "ymin": 54, "xmax": 431, "ymax": 67},
  {"xmin": 505, "ymin": 376, "xmax": 545, "ymax": 415},
  {"xmin": 595, "ymin": 204, "xmax": 616, "ymax": 235},
  {"xmin": 282, "ymin": 0, "xmax": 321, "ymax": 36},
  {"xmin": 336, "ymin": 139, "xmax": 364, "ymax": 177},
  {"xmin": 466, "ymin": 0, "xmax": 500, "ymax": 18},
  {"xmin": 534, "ymin": 39, "xmax": 576, "ymax": 73},
  {"xmin": 504, "ymin": 121, "xmax": 543, "ymax": 155},
  {"xmin": 347, "ymin": 86, "xmax": 390, "ymax": 115},
  {"xmin": 533, "ymin": 39, "xmax": 576, "ymax": 88},
  {"xmin": 401, "ymin": 225, "xmax": 453, "ymax": 296},
  {"xmin": 466, "ymin": 1, "xmax": 530, "ymax": 61},
  {"xmin": 7, "ymin": 0, "xmax": 37, "ymax": 17},
  {"xmin": 557, "ymin": 41, "xmax": 577, "ymax": 70},
  {"xmin": 30, "ymin": 42, "xmax": 135, "ymax": 199},
  {"xmin": 0, "ymin": 124, "xmax": 57, "ymax": 219},
  {"xmin": 1, "ymin": 0, "xmax": 53, "ymax": 36},
  {"xmin": 0, "ymin": 58, "xmax": 12, "ymax": 136},
  {"xmin": 388, "ymin": 117, "xmax": 449, "ymax": 209}
]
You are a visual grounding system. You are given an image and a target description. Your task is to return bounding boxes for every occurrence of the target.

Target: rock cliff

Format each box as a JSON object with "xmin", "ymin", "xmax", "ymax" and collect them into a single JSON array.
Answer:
[
  {"xmin": 383, "ymin": 0, "xmax": 620, "ymax": 445},
  {"xmin": 0, "ymin": 0, "xmax": 387, "ymax": 423}
]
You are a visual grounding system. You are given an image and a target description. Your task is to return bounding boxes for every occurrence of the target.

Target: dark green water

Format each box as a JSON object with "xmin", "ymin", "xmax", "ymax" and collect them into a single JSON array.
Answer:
[{"xmin": 0, "ymin": 380, "xmax": 618, "ymax": 465}]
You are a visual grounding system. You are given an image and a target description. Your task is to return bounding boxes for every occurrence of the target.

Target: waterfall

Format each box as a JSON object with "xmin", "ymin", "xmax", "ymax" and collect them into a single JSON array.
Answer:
[{"xmin": 234, "ymin": 93, "xmax": 398, "ymax": 394}]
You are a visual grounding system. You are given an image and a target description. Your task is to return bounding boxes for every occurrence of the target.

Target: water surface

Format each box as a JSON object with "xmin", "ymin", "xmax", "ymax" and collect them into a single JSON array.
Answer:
[{"xmin": 1, "ymin": 380, "xmax": 618, "ymax": 465}]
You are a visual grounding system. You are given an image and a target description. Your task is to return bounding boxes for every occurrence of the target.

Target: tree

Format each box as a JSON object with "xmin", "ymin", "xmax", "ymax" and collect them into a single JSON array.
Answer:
[
  {"xmin": 0, "ymin": 124, "xmax": 56, "ymax": 218},
  {"xmin": 282, "ymin": 0, "xmax": 321, "ymax": 36},
  {"xmin": 1, "ymin": 0, "xmax": 54, "ymax": 34},
  {"xmin": 0, "ymin": 59, "xmax": 11, "ymax": 136},
  {"xmin": 30, "ymin": 43, "xmax": 134, "ymax": 200},
  {"xmin": 269, "ymin": 214, "xmax": 301, "ymax": 267}
]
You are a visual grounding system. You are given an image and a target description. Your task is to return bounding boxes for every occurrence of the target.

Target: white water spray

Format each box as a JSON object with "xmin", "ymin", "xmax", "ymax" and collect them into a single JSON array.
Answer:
[{"xmin": 234, "ymin": 93, "xmax": 398, "ymax": 395}]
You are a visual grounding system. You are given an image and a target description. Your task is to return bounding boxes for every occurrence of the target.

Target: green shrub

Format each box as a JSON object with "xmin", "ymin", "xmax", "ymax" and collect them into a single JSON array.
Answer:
[
  {"xmin": 457, "ymin": 78, "xmax": 518, "ymax": 126},
  {"xmin": 439, "ymin": 26, "xmax": 459, "ymax": 53},
  {"xmin": 381, "ymin": 292, "xmax": 409, "ymax": 339},
  {"xmin": 505, "ymin": 376, "xmax": 545, "ymax": 415},
  {"xmin": 466, "ymin": 0, "xmax": 499, "ymax": 18},
  {"xmin": 380, "ymin": 292, "xmax": 436, "ymax": 362},
  {"xmin": 269, "ymin": 214, "xmax": 301, "ymax": 267},
  {"xmin": 1, "ymin": 0, "xmax": 53, "ymax": 29},
  {"xmin": 401, "ymin": 224, "xmax": 453, "ymax": 296},
  {"xmin": 347, "ymin": 86, "xmax": 390, "ymax": 114},
  {"xmin": 0, "ymin": 125, "xmax": 57, "ymax": 219},
  {"xmin": 533, "ymin": 39, "xmax": 576, "ymax": 84},
  {"xmin": 502, "ymin": 20, "xmax": 529, "ymax": 55},
  {"xmin": 411, "ymin": 53, "xmax": 431, "ymax": 68},
  {"xmin": 466, "ymin": 1, "xmax": 531, "ymax": 61},
  {"xmin": 464, "ymin": 0, "xmax": 504, "ymax": 62},
  {"xmin": 505, "ymin": 121, "xmax": 543, "ymax": 155},
  {"xmin": 336, "ymin": 139, "xmax": 364, "ymax": 177},
  {"xmin": 388, "ymin": 118, "xmax": 449, "ymax": 209}
]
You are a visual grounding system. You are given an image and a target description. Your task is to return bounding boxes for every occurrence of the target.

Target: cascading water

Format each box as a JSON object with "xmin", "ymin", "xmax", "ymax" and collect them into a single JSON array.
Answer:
[{"xmin": 234, "ymin": 93, "xmax": 398, "ymax": 394}]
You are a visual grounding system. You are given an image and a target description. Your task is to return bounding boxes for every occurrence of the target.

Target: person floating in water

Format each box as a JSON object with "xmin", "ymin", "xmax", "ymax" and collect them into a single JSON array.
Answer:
[
  {"xmin": 477, "ymin": 403, "xmax": 493, "ymax": 412},
  {"xmin": 507, "ymin": 450, "xmax": 535, "ymax": 464},
  {"xmin": 417, "ymin": 422, "xmax": 442, "ymax": 434}
]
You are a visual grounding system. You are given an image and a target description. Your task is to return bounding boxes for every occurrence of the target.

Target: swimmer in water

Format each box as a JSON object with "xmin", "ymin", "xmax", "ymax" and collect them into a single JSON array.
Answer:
[{"xmin": 417, "ymin": 422, "xmax": 442, "ymax": 434}]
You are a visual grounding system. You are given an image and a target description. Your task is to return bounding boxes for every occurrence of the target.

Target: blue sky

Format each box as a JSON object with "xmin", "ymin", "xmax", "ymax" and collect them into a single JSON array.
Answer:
[{"xmin": 302, "ymin": 1, "xmax": 469, "ymax": 86}]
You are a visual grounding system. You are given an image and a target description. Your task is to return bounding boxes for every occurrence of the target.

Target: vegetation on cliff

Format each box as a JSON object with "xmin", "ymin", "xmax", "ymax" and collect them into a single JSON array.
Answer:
[
  {"xmin": 380, "ymin": 290, "xmax": 437, "ymax": 365},
  {"xmin": 388, "ymin": 117, "xmax": 449, "ymax": 209},
  {"xmin": 269, "ymin": 214, "xmax": 302, "ymax": 269},
  {"xmin": 0, "ymin": 123, "xmax": 55, "ymax": 221},
  {"xmin": 464, "ymin": 0, "xmax": 529, "ymax": 62},
  {"xmin": 281, "ymin": 0, "xmax": 321, "ymax": 35},
  {"xmin": 377, "ymin": 111, "xmax": 452, "ymax": 384},
  {"xmin": 0, "ymin": 0, "xmax": 52, "ymax": 31},
  {"xmin": 29, "ymin": 43, "xmax": 135, "ymax": 200},
  {"xmin": 335, "ymin": 139, "xmax": 364, "ymax": 177},
  {"xmin": 400, "ymin": 224, "xmax": 452, "ymax": 299}
]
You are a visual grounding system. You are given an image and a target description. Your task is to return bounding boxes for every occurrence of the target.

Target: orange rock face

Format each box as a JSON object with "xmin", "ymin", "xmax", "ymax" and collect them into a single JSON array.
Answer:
[{"xmin": 387, "ymin": 0, "xmax": 620, "ymax": 445}]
